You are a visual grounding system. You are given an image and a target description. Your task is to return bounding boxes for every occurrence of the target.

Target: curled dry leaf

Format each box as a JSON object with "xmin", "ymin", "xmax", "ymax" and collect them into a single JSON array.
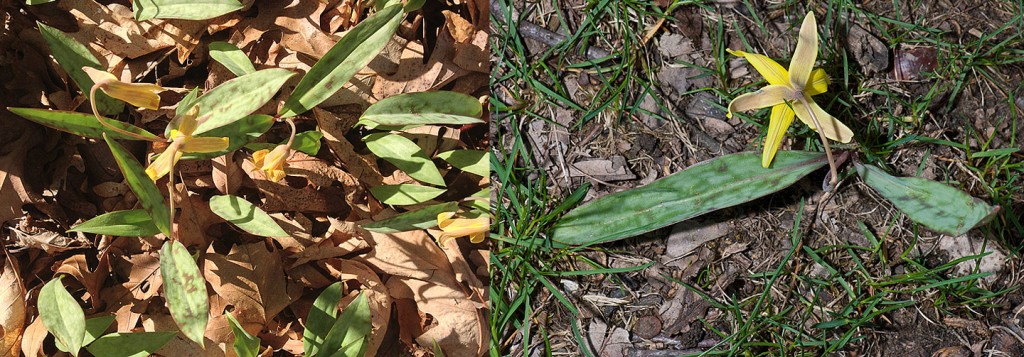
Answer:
[{"xmin": 0, "ymin": 257, "xmax": 26, "ymax": 356}]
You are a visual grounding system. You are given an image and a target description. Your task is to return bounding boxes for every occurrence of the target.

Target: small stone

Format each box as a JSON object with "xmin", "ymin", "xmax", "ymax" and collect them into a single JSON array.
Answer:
[{"xmin": 634, "ymin": 315, "xmax": 663, "ymax": 339}]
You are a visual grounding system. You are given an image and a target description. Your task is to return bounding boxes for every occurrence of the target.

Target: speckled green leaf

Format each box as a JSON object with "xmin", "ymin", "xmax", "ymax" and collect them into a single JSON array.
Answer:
[
  {"xmin": 85, "ymin": 332, "xmax": 177, "ymax": 357},
  {"xmin": 854, "ymin": 163, "xmax": 998, "ymax": 235},
  {"xmin": 437, "ymin": 150, "xmax": 488, "ymax": 176},
  {"xmin": 304, "ymin": 282, "xmax": 343, "ymax": 357},
  {"xmin": 182, "ymin": 114, "xmax": 274, "ymax": 160},
  {"xmin": 362, "ymin": 202, "xmax": 457, "ymax": 233},
  {"xmin": 9, "ymin": 108, "xmax": 157, "ymax": 141},
  {"xmin": 103, "ymin": 134, "xmax": 171, "ymax": 237},
  {"xmin": 244, "ymin": 130, "xmax": 323, "ymax": 156},
  {"xmin": 69, "ymin": 210, "xmax": 161, "ymax": 237},
  {"xmin": 363, "ymin": 133, "xmax": 445, "ymax": 186},
  {"xmin": 320, "ymin": 292, "xmax": 371, "ymax": 357},
  {"xmin": 551, "ymin": 151, "xmax": 828, "ymax": 245},
  {"xmin": 359, "ymin": 92, "xmax": 483, "ymax": 126},
  {"xmin": 39, "ymin": 277, "xmax": 86, "ymax": 356},
  {"xmin": 37, "ymin": 22, "xmax": 123, "ymax": 115},
  {"xmin": 227, "ymin": 312, "xmax": 260, "ymax": 357},
  {"xmin": 133, "ymin": 0, "xmax": 243, "ymax": 21},
  {"xmin": 193, "ymin": 68, "xmax": 294, "ymax": 134},
  {"xmin": 278, "ymin": 4, "xmax": 403, "ymax": 118},
  {"xmin": 159, "ymin": 240, "xmax": 209, "ymax": 347},
  {"xmin": 209, "ymin": 195, "xmax": 289, "ymax": 237},
  {"xmin": 209, "ymin": 41, "xmax": 255, "ymax": 76},
  {"xmin": 370, "ymin": 184, "xmax": 446, "ymax": 205}
]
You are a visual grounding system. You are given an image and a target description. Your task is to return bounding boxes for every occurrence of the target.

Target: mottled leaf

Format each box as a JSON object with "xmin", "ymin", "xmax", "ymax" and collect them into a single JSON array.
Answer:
[
  {"xmin": 362, "ymin": 202, "xmax": 457, "ymax": 233},
  {"xmin": 193, "ymin": 68, "xmax": 294, "ymax": 134},
  {"xmin": 551, "ymin": 151, "xmax": 829, "ymax": 245},
  {"xmin": 359, "ymin": 92, "xmax": 483, "ymax": 126},
  {"xmin": 209, "ymin": 195, "xmax": 289, "ymax": 237},
  {"xmin": 304, "ymin": 282, "xmax": 343, "ymax": 357},
  {"xmin": 370, "ymin": 184, "xmax": 446, "ymax": 205},
  {"xmin": 854, "ymin": 163, "xmax": 999, "ymax": 235},
  {"xmin": 278, "ymin": 4, "xmax": 403, "ymax": 117},
  {"xmin": 133, "ymin": 0, "xmax": 243, "ymax": 21},
  {"xmin": 244, "ymin": 130, "xmax": 323, "ymax": 156},
  {"xmin": 363, "ymin": 133, "xmax": 445, "ymax": 186},
  {"xmin": 182, "ymin": 114, "xmax": 274, "ymax": 160},
  {"xmin": 85, "ymin": 332, "xmax": 177, "ymax": 357},
  {"xmin": 226, "ymin": 312, "xmax": 260, "ymax": 357},
  {"xmin": 36, "ymin": 22, "xmax": 123, "ymax": 115},
  {"xmin": 209, "ymin": 41, "xmax": 255, "ymax": 76},
  {"xmin": 9, "ymin": 108, "xmax": 157, "ymax": 141},
  {"xmin": 68, "ymin": 210, "xmax": 161, "ymax": 237},
  {"xmin": 320, "ymin": 292, "xmax": 371, "ymax": 357},
  {"xmin": 38, "ymin": 277, "xmax": 85, "ymax": 356},
  {"xmin": 159, "ymin": 241, "xmax": 209, "ymax": 347},
  {"xmin": 103, "ymin": 134, "xmax": 171, "ymax": 237},
  {"xmin": 437, "ymin": 150, "xmax": 488, "ymax": 176}
]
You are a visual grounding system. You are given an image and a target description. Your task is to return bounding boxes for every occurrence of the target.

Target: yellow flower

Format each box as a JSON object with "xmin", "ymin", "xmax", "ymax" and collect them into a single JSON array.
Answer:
[
  {"xmin": 252, "ymin": 144, "xmax": 290, "ymax": 182},
  {"xmin": 82, "ymin": 67, "xmax": 163, "ymax": 110},
  {"xmin": 144, "ymin": 105, "xmax": 229, "ymax": 181},
  {"xmin": 726, "ymin": 12, "xmax": 853, "ymax": 168},
  {"xmin": 436, "ymin": 212, "xmax": 489, "ymax": 245}
]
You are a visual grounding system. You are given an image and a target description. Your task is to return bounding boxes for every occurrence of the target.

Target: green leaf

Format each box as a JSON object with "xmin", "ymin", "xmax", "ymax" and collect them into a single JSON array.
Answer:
[
  {"xmin": 133, "ymin": 0, "xmax": 243, "ymax": 21},
  {"xmin": 39, "ymin": 277, "xmax": 86, "ymax": 356},
  {"xmin": 359, "ymin": 92, "xmax": 483, "ymax": 126},
  {"xmin": 209, "ymin": 195, "xmax": 289, "ymax": 237},
  {"xmin": 159, "ymin": 241, "xmax": 209, "ymax": 347},
  {"xmin": 85, "ymin": 332, "xmax": 178, "ymax": 357},
  {"xmin": 181, "ymin": 114, "xmax": 275, "ymax": 160},
  {"xmin": 27, "ymin": 0, "xmax": 57, "ymax": 4},
  {"xmin": 278, "ymin": 4, "xmax": 404, "ymax": 118},
  {"xmin": 244, "ymin": 130, "xmax": 323, "ymax": 156},
  {"xmin": 209, "ymin": 41, "xmax": 256, "ymax": 76},
  {"xmin": 854, "ymin": 163, "xmax": 999, "ymax": 236},
  {"xmin": 320, "ymin": 292, "xmax": 371, "ymax": 357},
  {"xmin": 167, "ymin": 87, "xmax": 202, "ymax": 137},
  {"xmin": 550, "ymin": 151, "xmax": 829, "ymax": 245},
  {"xmin": 83, "ymin": 315, "xmax": 116, "ymax": 346},
  {"xmin": 193, "ymin": 68, "xmax": 295, "ymax": 134},
  {"xmin": 103, "ymin": 134, "xmax": 171, "ymax": 237},
  {"xmin": 364, "ymin": 133, "xmax": 445, "ymax": 186},
  {"xmin": 37, "ymin": 22, "xmax": 123, "ymax": 115},
  {"xmin": 304, "ymin": 282, "xmax": 343, "ymax": 357},
  {"xmin": 370, "ymin": 184, "xmax": 446, "ymax": 205},
  {"xmin": 68, "ymin": 210, "xmax": 161, "ymax": 237},
  {"xmin": 362, "ymin": 201, "xmax": 457, "ymax": 233},
  {"xmin": 437, "ymin": 150, "xmax": 488, "ymax": 176},
  {"xmin": 9, "ymin": 108, "xmax": 158, "ymax": 141},
  {"xmin": 227, "ymin": 312, "xmax": 260, "ymax": 357},
  {"xmin": 465, "ymin": 188, "xmax": 489, "ymax": 213}
]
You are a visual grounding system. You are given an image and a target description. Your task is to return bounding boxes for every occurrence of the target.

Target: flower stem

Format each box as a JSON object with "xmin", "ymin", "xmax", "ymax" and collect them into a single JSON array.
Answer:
[
  {"xmin": 284, "ymin": 118, "xmax": 297, "ymax": 148},
  {"xmin": 796, "ymin": 96, "xmax": 838, "ymax": 188},
  {"xmin": 90, "ymin": 85, "xmax": 159, "ymax": 142}
]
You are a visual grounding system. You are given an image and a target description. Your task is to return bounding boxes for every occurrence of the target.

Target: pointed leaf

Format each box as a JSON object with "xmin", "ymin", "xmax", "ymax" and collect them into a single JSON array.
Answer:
[
  {"xmin": 133, "ymin": 0, "xmax": 243, "ymax": 21},
  {"xmin": 437, "ymin": 150, "xmax": 488, "ymax": 176},
  {"xmin": 37, "ymin": 22, "xmax": 123, "ymax": 115},
  {"xmin": 370, "ymin": 184, "xmax": 446, "ymax": 205},
  {"xmin": 103, "ymin": 134, "xmax": 171, "ymax": 237},
  {"xmin": 320, "ymin": 292, "xmax": 371, "ymax": 357},
  {"xmin": 182, "ymin": 114, "xmax": 274, "ymax": 160},
  {"xmin": 209, "ymin": 195, "xmax": 289, "ymax": 237},
  {"xmin": 303, "ymin": 282, "xmax": 343, "ymax": 357},
  {"xmin": 363, "ymin": 133, "xmax": 445, "ymax": 186},
  {"xmin": 551, "ymin": 151, "xmax": 829, "ymax": 245},
  {"xmin": 83, "ymin": 315, "xmax": 115, "ymax": 346},
  {"xmin": 359, "ymin": 91, "xmax": 483, "ymax": 126},
  {"xmin": 854, "ymin": 163, "xmax": 998, "ymax": 235},
  {"xmin": 226, "ymin": 312, "xmax": 260, "ymax": 357},
  {"xmin": 85, "ymin": 332, "xmax": 177, "ymax": 357},
  {"xmin": 362, "ymin": 202, "xmax": 458, "ymax": 233},
  {"xmin": 9, "ymin": 108, "xmax": 157, "ymax": 141},
  {"xmin": 38, "ymin": 277, "xmax": 85, "ymax": 356},
  {"xmin": 278, "ymin": 4, "xmax": 404, "ymax": 117},
  {"xmin": 68, "ymin": 210, "xmax": 161, "ymax": 237},
  {"xmin": 159, "ymin": 241, "xmax": 209, "ymax": 347},
  {"xmin": 244, "ymin": 130, "xmax": 322, "ymax": 156},
  {"xmin": 193, "ymin": 68, "xmax": 295, "ymax": 134},
  {"xmin": 209, "ymin": 41, "xmax": 256, "ymax": 76}
]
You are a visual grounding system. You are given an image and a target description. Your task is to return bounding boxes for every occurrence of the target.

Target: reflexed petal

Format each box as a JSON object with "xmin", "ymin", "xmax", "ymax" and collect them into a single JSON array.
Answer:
[
  {"xmin": 103, "ymin": 81, "xmax": 164, "ymax": 110},
  {"xmin": 260, "ymin": 144, "xmax": 290, "ymax": 171},
  {"xmin": 176, "ymin": 105, "xmax": 201, "ymax": 136},
  {"xmin": 264, "ymin": 168, "xmax": 286, "ymax": 182},
  {"xmin": 727, "ymin": 85, "xmax": 791, "ymax": 118},
  {"xmin": 762, "ymin": 104, "xmax": 796, "ymax": 168},
  {"xmin": 727, "ymin": 49, "xmax": 789, "ymax": 86},
  {"xmin": 81, "ymin": 67, "xmax": 117, "ymax": 85},
  {"xmin": 252, "ymin": 149, "xmax": 269, "ymax": 168},
  {"xmin": 806, "ymin": 68, "xmax": 829, "ymax": 96},
  {"xmin": 437, "ymin": 212, "xmax": 489, "ymax": 243},
  {"xmin": 789, "ymin": 12, "xmax": 819, "ymax": 91},
  {"xmin": 792, "ymin": 97, "xmax": 854, "ymax": 143},
  {"xmin": 181, "ymin": 137, "xmax": 229, "ymax": 153},
  {"xmin": 469, "ymin": 231, "xmax": 485, "ymax": 244},
  {"xmin": 145, "ymin": 142, "xmax": 183, "ymax": 181}
]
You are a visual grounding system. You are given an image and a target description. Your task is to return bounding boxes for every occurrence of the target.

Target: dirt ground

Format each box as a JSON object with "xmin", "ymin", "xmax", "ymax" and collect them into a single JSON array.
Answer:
[{"xmin": 493, "ymin": 0, "xmax": 1024, "ymax": 355}]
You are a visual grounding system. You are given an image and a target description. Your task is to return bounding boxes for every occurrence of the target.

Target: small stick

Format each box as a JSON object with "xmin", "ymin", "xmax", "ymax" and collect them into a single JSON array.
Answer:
[{"xmin": 796, "ymin": 96, "xmax": 838, "ymax": 189}]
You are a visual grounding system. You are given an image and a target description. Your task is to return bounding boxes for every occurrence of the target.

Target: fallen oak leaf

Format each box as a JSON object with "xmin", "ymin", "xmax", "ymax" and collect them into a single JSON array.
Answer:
[
  {"xmin": 203, "ymin": 242, "xmax": 292, "ymax": 329},
  {"xmin": 0, "ymin": 256, "xmax": 26, "ymax": 357}
]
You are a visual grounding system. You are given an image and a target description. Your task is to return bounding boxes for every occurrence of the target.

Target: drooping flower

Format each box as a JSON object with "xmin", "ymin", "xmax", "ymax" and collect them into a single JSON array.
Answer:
[
  {"xmin": 82, "ymin": 67, "xmax": 164, "ymax": 110},
  {"xmin": 436, "ymin": 212, "xmax": 489, "ymax": 245},
  {"xmin": 726, "ymin": 12, "xmax": 854, "ymax": 168},
  {"xmin": 144, "ymin": 105, "xmax": 229, "ymax": 181},
  {"xmin": 251, "ymin": 118, "xmax": 297, "ymax": 182}
]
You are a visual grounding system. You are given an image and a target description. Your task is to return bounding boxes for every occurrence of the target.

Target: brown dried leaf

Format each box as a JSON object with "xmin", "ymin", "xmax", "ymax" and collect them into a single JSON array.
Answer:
[
  {"xmin": 54, "ymin": 254, "xmax": 109, "ymax": 310},
  {"xmin": 0, "ymin": 257, "xmax": 26, "ymax": 356},
  {"xmin": 20, "ymin": 317, "xmax": 46, "ymax": 357},
  {"xmin": 386, "ymin": 277, "xmax": 486, "ymax": 356},
  {"xmin": 204, "ymin": 242, "xmax": 292, "ymax": 328}
]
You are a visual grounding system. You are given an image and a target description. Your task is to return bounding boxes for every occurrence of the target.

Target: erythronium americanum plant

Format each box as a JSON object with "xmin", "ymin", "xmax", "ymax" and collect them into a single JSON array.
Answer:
[{"xmin": 726, "ymin": 11, "xmax": 853, "ymax": 185}]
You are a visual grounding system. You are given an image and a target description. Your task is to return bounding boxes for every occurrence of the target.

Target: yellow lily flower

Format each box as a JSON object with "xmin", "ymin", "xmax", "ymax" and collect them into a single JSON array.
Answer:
[
  {"xmin": 82, "ymin": 67, "xmax": 163, "ymax": 110},
  {"xmin": 726, "ymin": 12, "xmax": 854, "ymax": 169},
  {"xmin": 436, "ymin": 212, "xmax": 489, "ymax": 245},
  {"xmin": 144, "ymin": 105, "xmax": 229, "ymax": 181},
  {"xmin": 252, "ymin": 144, "xmax": 290, "ymax": 182}
]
